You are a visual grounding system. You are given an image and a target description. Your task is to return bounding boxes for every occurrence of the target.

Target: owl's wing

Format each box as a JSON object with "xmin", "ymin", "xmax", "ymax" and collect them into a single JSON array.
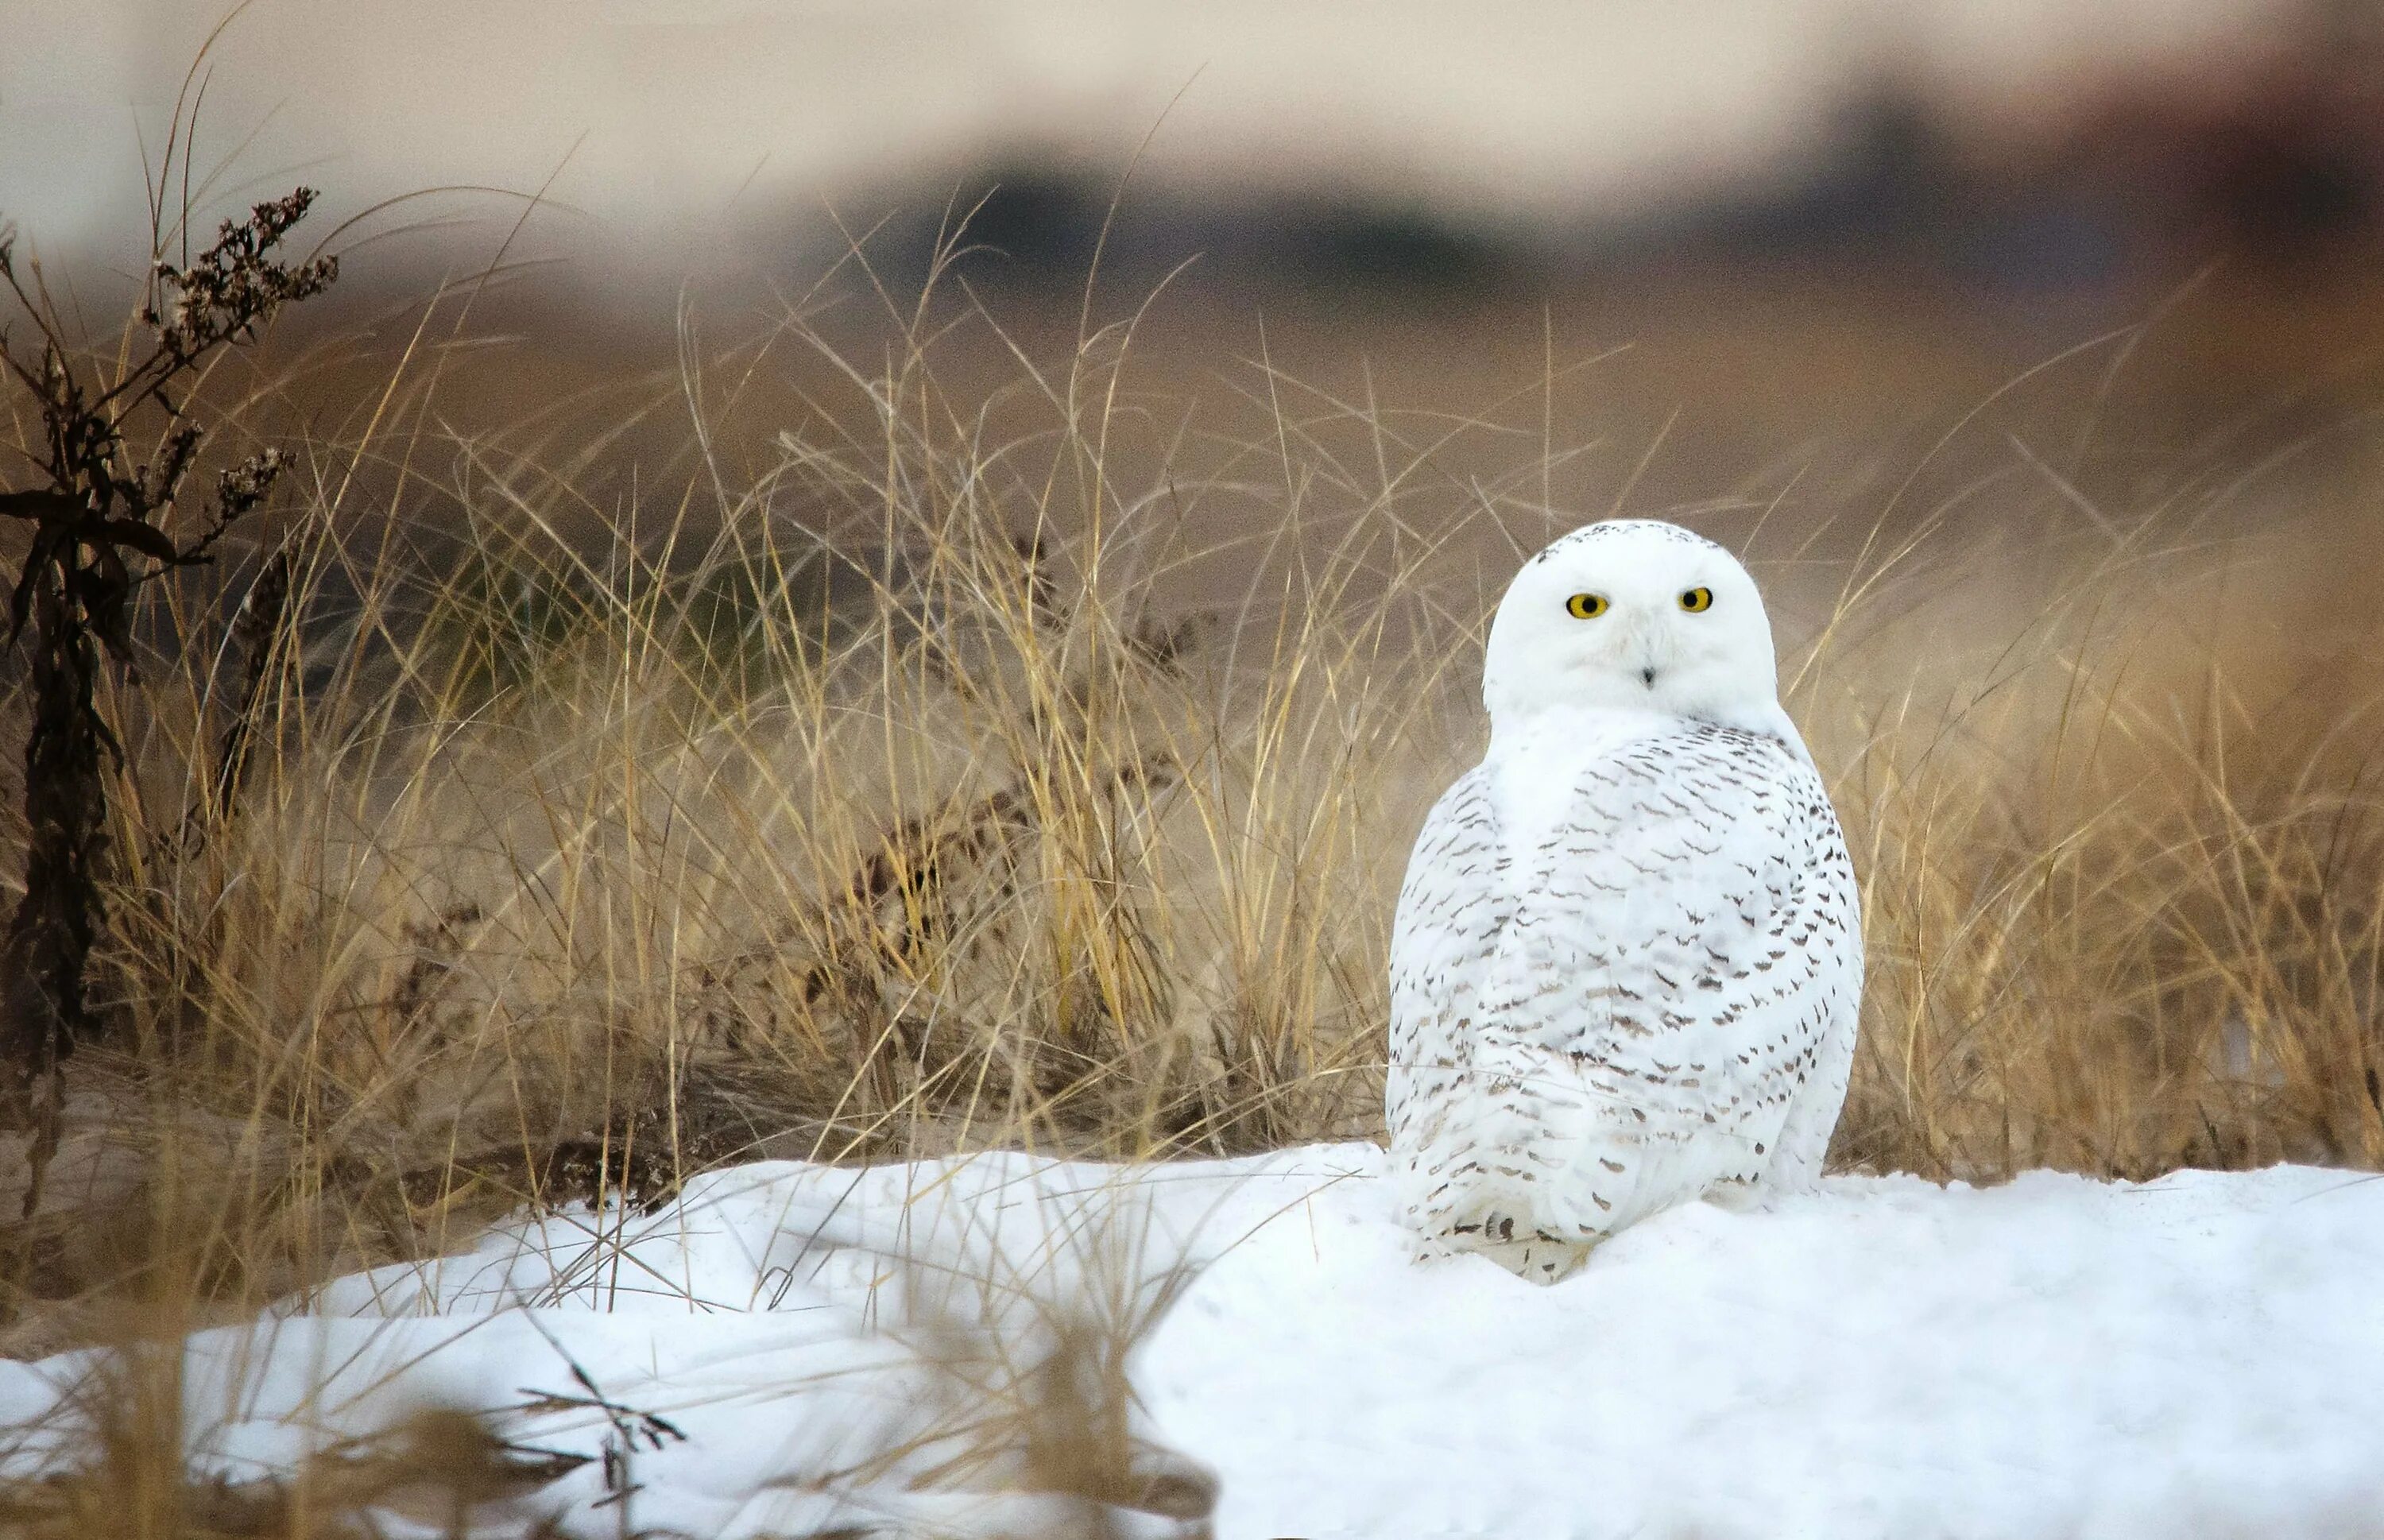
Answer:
[
  {"xmin": 1522, "ymin": 726, "xmax": 1861, "ymax": 1226},
  {"xmin": 1385, "ymin": 763, "xmax": 1511, "ymax": 1146}
]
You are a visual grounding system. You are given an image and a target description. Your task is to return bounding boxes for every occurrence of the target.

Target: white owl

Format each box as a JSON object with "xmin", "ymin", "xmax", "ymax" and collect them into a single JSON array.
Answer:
[{"xmin": 1387, "ymin": 519, "xmax": 1861, "ymax": 1281}]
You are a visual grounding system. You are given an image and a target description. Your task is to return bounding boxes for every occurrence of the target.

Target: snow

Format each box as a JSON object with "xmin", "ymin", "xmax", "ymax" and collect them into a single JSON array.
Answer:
[{"xmin": 2, "ymin": 1144, "xmax": 2382, "ymax": 1538}]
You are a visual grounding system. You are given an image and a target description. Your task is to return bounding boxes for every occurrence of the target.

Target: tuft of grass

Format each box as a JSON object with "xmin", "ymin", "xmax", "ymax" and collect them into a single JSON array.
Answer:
[{"xmin": 1807, "ymin": 509, "xmax": 2384, "ymax": 1178}]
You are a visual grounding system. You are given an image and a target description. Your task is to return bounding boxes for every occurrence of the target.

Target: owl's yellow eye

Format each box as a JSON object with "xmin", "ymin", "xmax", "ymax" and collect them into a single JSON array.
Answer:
[
  {"xmin": 1565, "ymin": 593, "xmax": 1608, "ymax": 620},
  {"xmin": 1678, "ymin": 586, "xmax": 1713, "ymax": 613}
]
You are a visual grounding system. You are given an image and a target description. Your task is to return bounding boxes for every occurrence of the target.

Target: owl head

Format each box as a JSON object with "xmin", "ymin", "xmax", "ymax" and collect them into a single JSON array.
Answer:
[{"xmin": 1484, "ymin": 519, "xmax": 1792, "ymax": 742}]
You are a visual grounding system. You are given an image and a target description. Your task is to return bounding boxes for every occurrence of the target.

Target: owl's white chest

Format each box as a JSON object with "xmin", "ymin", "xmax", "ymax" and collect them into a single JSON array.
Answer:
[
  {"xmin": 1484, "ymin": 704, "xmax": 1666, "ymax": 848},
  {"xmin": 1478, "ymin": 706, "xmax": 1674, "ymax": 961}
]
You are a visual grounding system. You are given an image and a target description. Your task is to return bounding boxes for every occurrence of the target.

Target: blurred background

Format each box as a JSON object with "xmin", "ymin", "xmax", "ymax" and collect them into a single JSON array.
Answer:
[
  {"xmin": 6, "ymin": 0, "xmax": 2384, "ymax": 578},
  {"xmin": 6, "ymin": 0, "xmax": 2384, "ymax": 1289}
]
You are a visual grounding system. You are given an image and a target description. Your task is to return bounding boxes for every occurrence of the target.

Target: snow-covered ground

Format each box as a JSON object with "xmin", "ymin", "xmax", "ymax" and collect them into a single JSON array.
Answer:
[{"xmin": 2, "ymin": 1144, "xmax": 2380, "ymax": 1538}]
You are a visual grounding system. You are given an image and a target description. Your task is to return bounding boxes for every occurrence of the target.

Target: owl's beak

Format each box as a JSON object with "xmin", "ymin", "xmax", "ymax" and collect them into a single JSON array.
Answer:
[{"xmin": 1621, "ymin": 613, "xmax": 1662, "ymax": 688}]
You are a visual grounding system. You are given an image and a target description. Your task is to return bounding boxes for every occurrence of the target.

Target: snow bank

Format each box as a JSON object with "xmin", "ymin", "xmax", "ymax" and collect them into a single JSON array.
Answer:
[
  {"xmin": 1141, "ymin": 1152, "xmax": 2384, "ymax": 1539},
  {"xmin": 1, "ymin": 1145, "xmax": 2378, "ymax": 1538}
]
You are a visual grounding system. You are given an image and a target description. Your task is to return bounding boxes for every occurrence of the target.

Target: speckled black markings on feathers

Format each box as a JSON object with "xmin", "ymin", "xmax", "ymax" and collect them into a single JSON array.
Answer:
[
  {"xmin": 1386, "ymin": 722, "xmax": 1862, "ymax": 1279},
  {"xmin": 1525, "ymin": 517, "xmax": 1716, "ymax": 567}
]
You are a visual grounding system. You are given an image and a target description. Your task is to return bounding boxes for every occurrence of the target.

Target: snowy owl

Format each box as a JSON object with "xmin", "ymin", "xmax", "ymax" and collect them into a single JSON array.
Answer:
[{"xmin": 1387, "ymin": 519, "xmax": 1861, "ymax": 1281}]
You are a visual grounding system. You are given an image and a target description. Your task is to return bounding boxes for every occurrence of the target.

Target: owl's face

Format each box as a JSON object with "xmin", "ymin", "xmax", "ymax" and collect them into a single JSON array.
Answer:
[{"xmin": 1483, "ymin": 520, "xmax": 1780, "ymax": 729}]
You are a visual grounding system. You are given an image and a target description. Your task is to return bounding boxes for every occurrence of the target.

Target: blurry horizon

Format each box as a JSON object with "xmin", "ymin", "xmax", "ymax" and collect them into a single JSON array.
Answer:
[{"xmin": 8, "ymin": 0, "xmax": 2376, "ymax": 282}]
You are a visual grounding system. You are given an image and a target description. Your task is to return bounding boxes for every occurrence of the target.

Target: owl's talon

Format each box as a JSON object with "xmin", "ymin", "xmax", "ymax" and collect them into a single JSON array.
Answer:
[{"xmin": 1411, "ymin": 1235, "xmax": 1462, "ymax": 1266}]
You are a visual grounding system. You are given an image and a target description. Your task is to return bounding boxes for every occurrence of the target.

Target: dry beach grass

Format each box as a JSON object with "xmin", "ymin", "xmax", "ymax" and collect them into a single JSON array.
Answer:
[{"xmin": 1, "ymin": 199, "xmax": 2382, "ymax": 1530}]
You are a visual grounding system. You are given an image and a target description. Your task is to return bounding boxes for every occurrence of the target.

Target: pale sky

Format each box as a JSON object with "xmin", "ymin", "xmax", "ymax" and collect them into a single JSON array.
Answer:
[{"xmin": 0, "ymin": 0, "xmax": 2289, "ymax": 281}]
